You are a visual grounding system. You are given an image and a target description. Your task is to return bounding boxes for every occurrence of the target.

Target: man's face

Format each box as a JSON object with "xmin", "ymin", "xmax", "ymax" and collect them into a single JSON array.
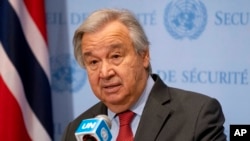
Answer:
[{"xmin": 81, "ymin": 21, "xmax": 149, "ymax": 113}]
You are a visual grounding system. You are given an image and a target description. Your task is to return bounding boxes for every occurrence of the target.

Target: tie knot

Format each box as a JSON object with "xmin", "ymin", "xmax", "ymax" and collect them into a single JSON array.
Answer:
[{"xmin": 118, "ymin": 110, "xmax": 135, "ymax": 126}]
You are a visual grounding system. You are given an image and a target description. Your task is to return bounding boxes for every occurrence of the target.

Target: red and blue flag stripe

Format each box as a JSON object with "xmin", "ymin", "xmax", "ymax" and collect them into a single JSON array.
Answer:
[{"xmin": 0, "ymin": 0, "xmax": 54, "ymax": 140}]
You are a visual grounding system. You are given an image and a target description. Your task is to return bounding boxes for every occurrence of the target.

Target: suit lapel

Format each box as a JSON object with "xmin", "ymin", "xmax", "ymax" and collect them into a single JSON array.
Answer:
[
  {"xmin": 134, "ymin": 74, "xmax": 174, "ymax": 141},
  {"xmin": 90, "ymin": 102, "xmax": 108, "ymax": 116}
]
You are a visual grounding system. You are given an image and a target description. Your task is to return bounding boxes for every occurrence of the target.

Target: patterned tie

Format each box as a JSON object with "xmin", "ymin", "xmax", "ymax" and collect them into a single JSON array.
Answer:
[{"xmin": 116, "ymin": 110, "xmax": 135, "ymax": 141}]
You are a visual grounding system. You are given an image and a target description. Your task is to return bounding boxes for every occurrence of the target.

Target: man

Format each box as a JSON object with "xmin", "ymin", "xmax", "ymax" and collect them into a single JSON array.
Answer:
[{"xmin": 62, "ymin": 8, "xmax": 226, "ymax": 141}]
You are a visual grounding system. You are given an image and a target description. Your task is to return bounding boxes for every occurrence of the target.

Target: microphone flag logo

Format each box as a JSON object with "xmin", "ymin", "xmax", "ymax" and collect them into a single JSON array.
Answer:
[{"xmin": 75, "ymin": 118, "xmax": 112, "ymax": 141}]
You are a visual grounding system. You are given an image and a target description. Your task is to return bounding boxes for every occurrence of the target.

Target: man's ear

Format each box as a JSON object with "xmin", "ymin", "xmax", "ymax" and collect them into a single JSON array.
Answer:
[{"xmin": 142, "ymin": 48, "xmax": 150, "ymax": 69}]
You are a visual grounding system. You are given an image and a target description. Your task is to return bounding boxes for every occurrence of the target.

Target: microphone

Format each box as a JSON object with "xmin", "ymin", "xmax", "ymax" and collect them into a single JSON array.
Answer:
[{"xmin": 75, "ymin": 115, "xmax": 112, "ymax": 141}]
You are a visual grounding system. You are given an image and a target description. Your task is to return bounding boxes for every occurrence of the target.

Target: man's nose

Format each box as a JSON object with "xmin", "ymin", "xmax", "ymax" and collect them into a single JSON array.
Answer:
[{"xmin": 99, "ymin": 61, "xmax": 115, "ymax": 79}]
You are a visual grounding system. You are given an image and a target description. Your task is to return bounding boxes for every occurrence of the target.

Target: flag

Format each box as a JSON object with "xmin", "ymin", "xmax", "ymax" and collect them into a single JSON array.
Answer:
[{"xmin": 0, "ymin": 0, "xmax": 54, "ymax": 140}]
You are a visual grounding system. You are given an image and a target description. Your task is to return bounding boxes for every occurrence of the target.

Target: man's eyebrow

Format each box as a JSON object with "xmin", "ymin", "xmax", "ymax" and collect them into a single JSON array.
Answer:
[
  {"xmin": 109, "ymin": 43, "xmax": 123, "ymax": 50},
  {"xmin": 82, "ymin": 51, "xmax": 92, "ymax": 57},
  {"xmin": 82, "ymin": 43, "xmax": 124, "ymax": 56}
]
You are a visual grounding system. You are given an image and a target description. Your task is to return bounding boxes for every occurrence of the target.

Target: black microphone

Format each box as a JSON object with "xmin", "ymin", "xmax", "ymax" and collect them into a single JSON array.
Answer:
[{"xmin": 75, "ymin": 115, "xmax": 112, "ymax": 141}]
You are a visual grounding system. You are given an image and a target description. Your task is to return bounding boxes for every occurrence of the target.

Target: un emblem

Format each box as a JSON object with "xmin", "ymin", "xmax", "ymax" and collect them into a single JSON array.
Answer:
[
  {"xmin": 164, "ymin": 0, "xmax": 207, "ymax": 40},
  {"xmin": 50, "ymin": 54, "xmax": 87, "ymax": 93}
]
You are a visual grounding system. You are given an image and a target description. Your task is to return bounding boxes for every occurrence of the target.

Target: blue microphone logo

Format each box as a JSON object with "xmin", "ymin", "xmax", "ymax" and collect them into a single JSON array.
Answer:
[
  {"xmin": 75, "ymin": 116, "xmax": 112, "ymax": 141},
  {"xmin": 79, "ymin": 119, "xmax": 98, "ymax": 132}
]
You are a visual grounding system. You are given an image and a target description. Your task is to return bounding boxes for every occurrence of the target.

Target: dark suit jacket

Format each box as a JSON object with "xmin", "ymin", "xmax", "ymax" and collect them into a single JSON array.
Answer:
[{"xmin": 61, "ymin": 74, "xmax": 226, "ymax": 141}]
